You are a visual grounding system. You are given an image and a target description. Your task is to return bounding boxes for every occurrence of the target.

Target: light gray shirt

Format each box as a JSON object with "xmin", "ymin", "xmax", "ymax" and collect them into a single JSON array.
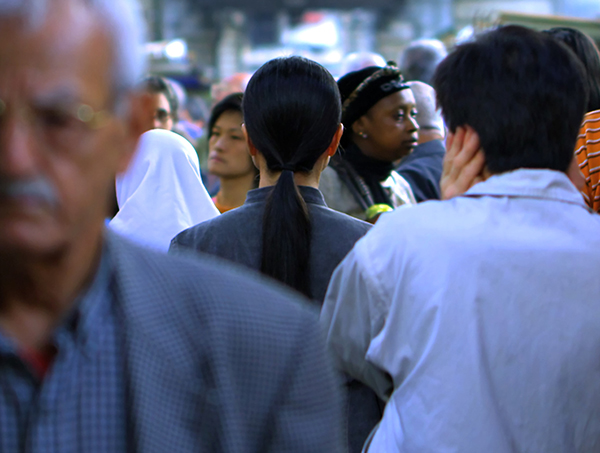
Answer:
[{"xmin": 321, "ymin": 169, "xmax": 600, "ymax": 452}]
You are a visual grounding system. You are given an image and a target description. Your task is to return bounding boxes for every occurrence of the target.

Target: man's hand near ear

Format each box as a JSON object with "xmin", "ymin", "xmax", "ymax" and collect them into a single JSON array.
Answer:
[
  {"xmin": 441, "ymin": 126, "xmax": 486, "ymax": 200},
  {"xmin": 441, "ymin": 126, "xmax": 586, "ymax": 200}
]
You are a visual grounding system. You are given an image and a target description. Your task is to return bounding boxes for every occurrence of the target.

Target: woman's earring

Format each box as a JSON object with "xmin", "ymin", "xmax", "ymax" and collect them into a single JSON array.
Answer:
[{"xmin": 360, "ymin": 131, "xmax": 368, "ymax": 139}]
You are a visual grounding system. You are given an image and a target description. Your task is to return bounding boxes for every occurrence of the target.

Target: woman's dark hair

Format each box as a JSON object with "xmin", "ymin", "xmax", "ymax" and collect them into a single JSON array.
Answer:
[
  {"xmin": 207, "ymin": 92, "xmax": 243, "ymax": 140},
  {"xmin": 207, "ymin": 92, "xmax": 259, "ymax": 185},
  {"xmin": 243, "ymin": 56, "xmax": 341, "ymax": 298},
  {"xmin": 543, "ymin": 27, "xmax": 600, "ymax": 112}
]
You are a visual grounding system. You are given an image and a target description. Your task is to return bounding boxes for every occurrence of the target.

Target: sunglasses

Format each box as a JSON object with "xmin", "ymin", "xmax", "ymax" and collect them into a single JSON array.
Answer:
[{"xmin": 154, "ymin": 108, "xmax": 171, "ymax": 122}]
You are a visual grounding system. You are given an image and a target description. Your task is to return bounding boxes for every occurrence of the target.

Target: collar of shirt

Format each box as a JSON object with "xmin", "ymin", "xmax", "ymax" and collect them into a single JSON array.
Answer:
[
  {"xmin": 245, "ymin": 186, "xmax": 327, "ymax": 207},
  {"xmin": 462, "ymin": 168, "xmax": 589, "ymax": 209}
]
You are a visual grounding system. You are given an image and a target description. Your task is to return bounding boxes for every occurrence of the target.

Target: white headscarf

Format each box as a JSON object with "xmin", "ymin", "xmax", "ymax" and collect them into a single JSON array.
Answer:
[{"xmin": 110, "ymin": 129, "xmax": 219, "ymax": 252}]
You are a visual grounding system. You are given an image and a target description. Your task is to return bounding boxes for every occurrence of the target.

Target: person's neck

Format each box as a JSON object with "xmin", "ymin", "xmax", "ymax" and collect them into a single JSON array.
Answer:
[
  {"xmin": 418, "ymin": 129, "xmax": 444, "ymax": 145},
  {"xmin": 255, "ymin": 152, "xmax": 329, "ymax": 189},
  {"xmin": 258, "ymin": 169, "xmax": 321, "ymax": 189},
  {"xmin": 0, "ymin": 228, "xmax": 104, "ymax": 352},
  {"xmin": 216, "ymin": 172, "xmax": 257, "ymax": 209}
]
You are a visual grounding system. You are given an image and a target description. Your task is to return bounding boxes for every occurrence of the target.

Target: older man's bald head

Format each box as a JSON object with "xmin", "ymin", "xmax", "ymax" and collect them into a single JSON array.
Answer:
[{"xmin": 407, "ymin": 81, "xmax": 445, "ymax": 143}]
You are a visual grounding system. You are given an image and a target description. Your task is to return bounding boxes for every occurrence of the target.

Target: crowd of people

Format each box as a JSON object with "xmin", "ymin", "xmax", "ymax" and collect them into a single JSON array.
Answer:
[{"xmin": 1, "ymin": 0, "xmax": 600, "ymax": 452}]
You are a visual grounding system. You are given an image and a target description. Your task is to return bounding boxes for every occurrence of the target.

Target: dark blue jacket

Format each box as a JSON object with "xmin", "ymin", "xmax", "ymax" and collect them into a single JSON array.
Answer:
[{"xmin": 396, "ymin": 139, "xmax": 445, "ymax": 202}]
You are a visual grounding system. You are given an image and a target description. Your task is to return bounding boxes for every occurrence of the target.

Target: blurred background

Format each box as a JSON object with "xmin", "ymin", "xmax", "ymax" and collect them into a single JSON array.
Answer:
[
  {"xmin": 140, "ymin": 0, "xmax": 600, "ymax": 88},
  {"xmin": 140, "ymin": 0, "xmax": 600, "ymax": 174}
]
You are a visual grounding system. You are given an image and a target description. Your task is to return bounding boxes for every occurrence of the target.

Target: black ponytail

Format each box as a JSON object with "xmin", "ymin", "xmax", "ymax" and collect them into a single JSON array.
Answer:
[
  {"xmin": 243, "ymin": 56, "xmax": 341, "ymax": 298},
  {"xmin": 261, "ymin": 170, "xmax": 312, "ymax": 296}
]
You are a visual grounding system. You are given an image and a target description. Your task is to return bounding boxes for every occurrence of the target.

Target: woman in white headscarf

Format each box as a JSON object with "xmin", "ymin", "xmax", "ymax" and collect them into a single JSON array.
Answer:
[{"xmin": 110, "ymin": 129, "xmax": 219, "ymax": 252}]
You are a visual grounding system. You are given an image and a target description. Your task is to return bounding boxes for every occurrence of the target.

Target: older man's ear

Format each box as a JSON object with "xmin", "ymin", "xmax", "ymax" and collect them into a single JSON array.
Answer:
[{"xmin": 115, "ymin": 91, "xmax": 155, "ymax": 174}]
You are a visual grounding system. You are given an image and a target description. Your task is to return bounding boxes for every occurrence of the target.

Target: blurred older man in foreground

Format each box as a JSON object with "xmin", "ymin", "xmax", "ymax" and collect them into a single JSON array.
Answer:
[{"xmin": 0, "ymin": 0, "xmax": 343, "ymax": 451}]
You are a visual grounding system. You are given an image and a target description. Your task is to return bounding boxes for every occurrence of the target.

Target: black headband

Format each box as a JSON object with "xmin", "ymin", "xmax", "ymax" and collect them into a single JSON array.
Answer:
[{"xmin": 338, "ymin": 63, "xmax": 409, "ymax": 129}]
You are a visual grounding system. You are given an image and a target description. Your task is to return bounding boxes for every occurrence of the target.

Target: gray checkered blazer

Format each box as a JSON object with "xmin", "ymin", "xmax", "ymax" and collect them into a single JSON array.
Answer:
[{"xmin": 107, "ymin": 232, "xmax": 344, "ymax": 452}]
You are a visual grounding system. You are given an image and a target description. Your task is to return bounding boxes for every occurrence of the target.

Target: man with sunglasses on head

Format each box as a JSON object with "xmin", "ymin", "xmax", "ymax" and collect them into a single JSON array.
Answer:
[{"xmin": 0, "ymin": 0, "xmax": 344, "ymax": 451}]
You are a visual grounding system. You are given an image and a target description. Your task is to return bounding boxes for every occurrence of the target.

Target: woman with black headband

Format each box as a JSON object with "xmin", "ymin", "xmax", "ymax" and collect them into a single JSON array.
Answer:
[
  {"xmin": 320, "ymin": 63, "xmax": 419, "ymax": 221},
  {"xmin": 171, "ymin": 56, "xmax": 383, "ymax": 452}
]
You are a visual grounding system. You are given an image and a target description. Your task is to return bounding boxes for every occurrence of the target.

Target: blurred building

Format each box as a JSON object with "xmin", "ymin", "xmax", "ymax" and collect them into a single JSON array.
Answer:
[{"xmin": 141, "ymin": 0, "xmax": 600, "ymax": 89}]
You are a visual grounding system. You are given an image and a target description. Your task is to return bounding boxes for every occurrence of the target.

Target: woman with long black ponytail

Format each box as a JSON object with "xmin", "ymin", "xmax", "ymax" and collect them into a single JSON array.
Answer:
[
  {"xmin": 244, "ymin": 56, "xmax": 342, "ymax": 298},
  {"xmin": 171, "ymin": 56, "xmax": 383, "ymax": 451}
]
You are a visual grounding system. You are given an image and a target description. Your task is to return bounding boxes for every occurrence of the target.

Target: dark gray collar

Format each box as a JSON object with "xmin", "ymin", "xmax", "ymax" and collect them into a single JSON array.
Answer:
[{"xmin": 245, "ymin": 186, "xmax": 327, "ymax": 207}]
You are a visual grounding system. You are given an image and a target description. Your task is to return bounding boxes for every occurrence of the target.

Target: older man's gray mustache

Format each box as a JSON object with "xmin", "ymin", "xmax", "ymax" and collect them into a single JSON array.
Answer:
[{"xmin": 0, "ymin": 177, "xmax": 59, "ymax": 209}]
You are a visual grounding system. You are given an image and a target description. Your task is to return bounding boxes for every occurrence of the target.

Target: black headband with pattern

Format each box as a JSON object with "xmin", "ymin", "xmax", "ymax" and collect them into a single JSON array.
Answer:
[{"xmin": 338, "ymin": 63, "xmax": 409, "ymax": 128}]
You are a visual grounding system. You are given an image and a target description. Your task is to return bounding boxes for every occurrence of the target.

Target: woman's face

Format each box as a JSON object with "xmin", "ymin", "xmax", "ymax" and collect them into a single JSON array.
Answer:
[
  {"xmin": 355, "ymin": 89, "xmax": 419, "ymax": 162},
  {"xmin": 208, "ymin": 110, "xmax": 255, "ymax": 179}
]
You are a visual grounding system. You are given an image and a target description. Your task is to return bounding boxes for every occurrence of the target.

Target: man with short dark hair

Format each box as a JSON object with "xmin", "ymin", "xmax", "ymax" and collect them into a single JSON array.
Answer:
[
  {"xmin": 321, "ymin": 26, "xmax": 600, "ymax": 452},
  {"xmin": 0, "ymin": 0, "xmax": 344, "ymax": 451},
  {"xmin": 140, "ymin": 75, "xmax": 179, "ymax": 131}
]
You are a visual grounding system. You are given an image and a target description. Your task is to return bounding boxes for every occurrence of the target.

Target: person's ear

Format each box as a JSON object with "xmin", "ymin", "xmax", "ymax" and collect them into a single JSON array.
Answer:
[
  {"xmin": 241, "ymin": 123, "xmax": 258, "ymax": 157},
  {"xmin": 115, "ymin": 91, "xmax": 153, "ymax": 174},
  {"xmin": 352, "ymin": 116, "xmax": 370, "ymax": 140},
  {"xmin": 567, "ymin": 154, "xmax": 585, "ymax": 191},
  {"xmin": 326, "ymin": 123, "xmax": 344, "ymax": 157}
]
